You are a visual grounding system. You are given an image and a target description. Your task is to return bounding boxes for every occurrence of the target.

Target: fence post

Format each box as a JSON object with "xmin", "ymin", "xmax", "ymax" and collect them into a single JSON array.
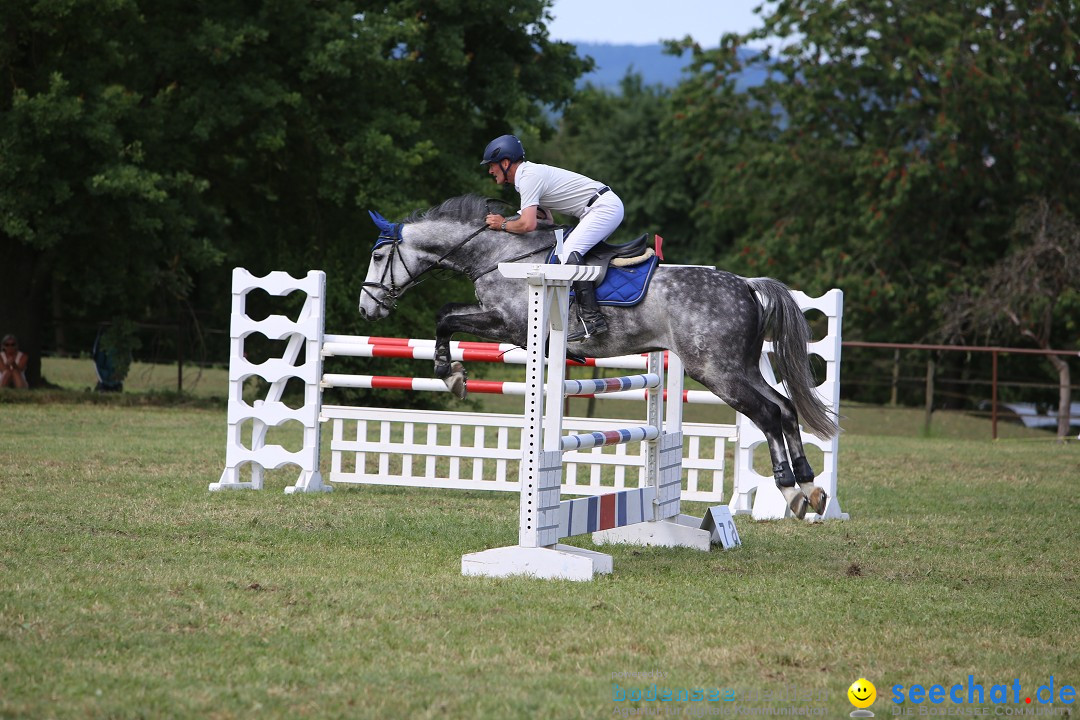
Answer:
[
  {"xmin": 991, "ymin": 350, "xmax": 999, "ymax": 440},
  {"xmin": 924, "ymin": 356, "xmax": 935, "ymax": 435},
  {"xmin": 890, "ymin": 348, "xmax": 900, "ymax": 406}
]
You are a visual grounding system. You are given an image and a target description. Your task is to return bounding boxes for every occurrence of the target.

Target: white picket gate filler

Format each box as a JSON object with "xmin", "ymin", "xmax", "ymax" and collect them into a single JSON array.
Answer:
[
  {"xmin": 210, "ymin": 267, "xmax": 845, "ymax": 523},
  {"xmin": 461, "ymin": 263, "xmax": 718, "ymax": 580}
]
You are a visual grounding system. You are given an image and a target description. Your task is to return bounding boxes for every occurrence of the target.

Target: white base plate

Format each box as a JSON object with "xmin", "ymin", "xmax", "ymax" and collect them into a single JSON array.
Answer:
[
  {"xmin": 591, "ymin": 515, "xmax": 711, "ymax": 551},
  {"xmin": 462, "ymin": 544, "xmax": 612, "ymax": 581}
]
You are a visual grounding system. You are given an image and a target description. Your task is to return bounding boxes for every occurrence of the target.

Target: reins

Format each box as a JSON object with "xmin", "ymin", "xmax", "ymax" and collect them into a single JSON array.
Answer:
[
  {"xmin": 430, "ymin": 222, "xmax": 558, "ymax": 280},
  {"xmin": 433, "ymin": 224, "xmax": 489, "ymax": 270},
  {"xmin": 472, "ymin": 242, "xmax": 556, "ymax": 280}
]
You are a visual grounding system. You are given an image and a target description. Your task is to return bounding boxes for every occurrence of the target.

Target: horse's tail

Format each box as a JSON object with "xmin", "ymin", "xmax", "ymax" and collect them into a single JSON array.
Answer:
[{"xmin": 745, "ymin": 277, "xmax": 840, "ymax": 440}]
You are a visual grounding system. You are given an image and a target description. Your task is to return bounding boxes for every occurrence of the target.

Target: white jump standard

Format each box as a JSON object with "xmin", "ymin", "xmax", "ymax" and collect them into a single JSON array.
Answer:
[
  {"xmin": 210, "ymin": 269, "xmax": 329, "ymax": 494},
  {"xmin": 461, "ymin": 263, "xmax": 713, "ymax": 581}
]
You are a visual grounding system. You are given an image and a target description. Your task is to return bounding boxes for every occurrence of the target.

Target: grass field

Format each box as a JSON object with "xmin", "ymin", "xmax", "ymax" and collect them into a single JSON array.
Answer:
[
  {"xmin": 38, "ymin": 356, "xmax": 231, "ymax": 400},
  {"xmin": 2, "ymin": 364, "xmax": 1078, "ymax": 719}
]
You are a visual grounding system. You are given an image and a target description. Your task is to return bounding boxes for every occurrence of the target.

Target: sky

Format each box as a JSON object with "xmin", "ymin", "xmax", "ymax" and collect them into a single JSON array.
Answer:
[{"xmin": 545, "ymin": 0, "xmax": 765, "ymax": 46}]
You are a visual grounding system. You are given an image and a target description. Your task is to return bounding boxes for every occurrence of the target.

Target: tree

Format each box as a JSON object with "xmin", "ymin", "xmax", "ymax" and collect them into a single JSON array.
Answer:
[
  {"xmin": 0, "ymin": 0, "xmax": 587, "ymax": 391},
  {"xmin": 669, "ymin": 0, "xmax": 1080, "ymax": 349},
  {"xmin": 539, "ymin": 73, "xmax": 705, "ymax": 254},
  {"xmin": 940, "ymin": 197, "xmax": 1080, "ymax": 438}
]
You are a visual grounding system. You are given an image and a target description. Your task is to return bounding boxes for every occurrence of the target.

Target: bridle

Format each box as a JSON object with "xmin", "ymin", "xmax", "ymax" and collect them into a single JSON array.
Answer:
[
  {"xmin": 360, "ymin": 220, "xmax": 557, "ymax": 312},
  {"xmin": 360, "ymin": 222, "xmax": 487, "ymax": 313}
]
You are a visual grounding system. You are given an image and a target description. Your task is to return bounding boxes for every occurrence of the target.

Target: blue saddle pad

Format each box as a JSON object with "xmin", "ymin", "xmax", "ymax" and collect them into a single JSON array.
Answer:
[
  {"xmin": 595, "ymin": 256, "xmax": 659, "ymax": 306},
  {"xmin": 545, "ymin": 251, "xmax": 660, "ymax": 307}
]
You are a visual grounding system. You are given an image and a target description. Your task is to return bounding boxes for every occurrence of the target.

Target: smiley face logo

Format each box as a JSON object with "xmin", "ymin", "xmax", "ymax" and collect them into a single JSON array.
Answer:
[{"xmin": 848, "ymin": 678, "xmax": 877, "ymax": 709}]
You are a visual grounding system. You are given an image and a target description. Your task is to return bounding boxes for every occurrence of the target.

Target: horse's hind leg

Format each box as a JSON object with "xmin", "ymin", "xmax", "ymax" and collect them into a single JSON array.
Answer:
[
  {"xmin": 793, "ymin": 457, "xmax": 826, "ymax": 515},
  {"xmin": 706, "ymin": 379, "xmax": 811, "ymax": 519},
  {"xmin": 763, "ymin": 385, "xmax": 827, "ymax": 516}
]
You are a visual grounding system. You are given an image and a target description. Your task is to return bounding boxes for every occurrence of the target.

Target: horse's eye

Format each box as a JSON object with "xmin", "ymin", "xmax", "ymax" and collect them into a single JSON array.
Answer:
[{"xmin": 372, "ymin": 252, "xmax": 384, "ymax": 262}]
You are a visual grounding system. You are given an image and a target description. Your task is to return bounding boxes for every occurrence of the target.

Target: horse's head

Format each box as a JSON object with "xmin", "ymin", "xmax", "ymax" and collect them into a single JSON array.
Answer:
[
  {"xmin": 358, "ymin": 210, "xmax": 412, "ymax": 320},
  {"xmin": 358, "ymin": 195, "xmax": 528, "ymax": 321}
]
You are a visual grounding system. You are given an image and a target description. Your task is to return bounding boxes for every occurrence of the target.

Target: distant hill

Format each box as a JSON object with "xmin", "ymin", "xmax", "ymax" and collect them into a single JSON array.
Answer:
[{"xmin": 572, "ymin": 42, "xmax": 770, "ymax": 92}]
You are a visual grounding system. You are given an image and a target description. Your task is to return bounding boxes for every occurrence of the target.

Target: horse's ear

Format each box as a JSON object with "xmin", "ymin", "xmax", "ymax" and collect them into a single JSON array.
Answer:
[{"xmin": 368, "ymin": 210, "xmax": 393, "ymax": 233}]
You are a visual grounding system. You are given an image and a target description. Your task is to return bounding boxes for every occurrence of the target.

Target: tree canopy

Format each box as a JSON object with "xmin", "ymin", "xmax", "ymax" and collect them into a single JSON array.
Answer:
[
  {"xmin": 1, "ymin": 0, "xmax": 587, "ymax": 387},
  {"xmin": 665, "ymin": 0, "xmax": 1079, "ymax": 345},
  {"xmin": 539, "ymin": 75, "xmax": 705, "ymax": 252}
]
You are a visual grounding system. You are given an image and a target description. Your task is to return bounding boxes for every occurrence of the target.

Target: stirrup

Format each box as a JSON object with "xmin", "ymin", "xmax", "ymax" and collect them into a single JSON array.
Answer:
[{"xmin": 567, "ymin": 316, "xmax": 608, "ymax": 342}]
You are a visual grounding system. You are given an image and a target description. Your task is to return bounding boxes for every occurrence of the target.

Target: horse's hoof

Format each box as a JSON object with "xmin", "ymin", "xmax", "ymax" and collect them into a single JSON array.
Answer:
[
  {"xmin": 790, "ymin": 492, "xmax": 807, "ymax": 520},
  {"xmin": 779, "ymin": 486, "xmax": 809, "ymax": 520},
  {"xmin": 797, "ymin": 482, "xmax": 827, "ymax": 516},
  {"xmin": 443, "ymin": 361, "xmax": 468, "ymax": 400},
  {"xmin": 789, "ymin": 494, "xmax": 808, "ymax": 520}
]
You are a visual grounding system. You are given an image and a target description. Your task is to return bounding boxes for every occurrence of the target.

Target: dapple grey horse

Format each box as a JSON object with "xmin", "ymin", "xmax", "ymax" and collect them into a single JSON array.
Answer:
[{"xmin": 358, "ymin": 194, "xmax": 839, "ymax": 518}]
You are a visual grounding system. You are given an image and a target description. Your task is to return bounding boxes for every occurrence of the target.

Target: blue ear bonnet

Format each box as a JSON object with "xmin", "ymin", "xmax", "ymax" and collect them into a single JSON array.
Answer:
[{"xmin": 368, "ymin": 210, "xmax": 403, "ymax": 249}]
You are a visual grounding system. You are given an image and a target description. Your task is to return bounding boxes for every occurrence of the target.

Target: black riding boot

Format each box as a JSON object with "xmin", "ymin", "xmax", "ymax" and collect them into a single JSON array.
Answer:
[{"xmin": 564, "ymin": 252, "xmax": 609, "ymax": 342}]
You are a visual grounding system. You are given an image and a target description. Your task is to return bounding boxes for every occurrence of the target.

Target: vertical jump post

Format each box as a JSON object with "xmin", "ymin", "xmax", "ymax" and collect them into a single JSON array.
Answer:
[{"xmin": 460, "ymin": 262, "xmax": 713, "ymax": 581}]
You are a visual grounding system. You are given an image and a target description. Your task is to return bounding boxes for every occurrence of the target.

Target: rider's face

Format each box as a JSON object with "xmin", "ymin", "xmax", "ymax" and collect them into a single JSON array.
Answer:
[{"xmin": 487, "ymin": 160, "xmax": 508, "ymax": 185}]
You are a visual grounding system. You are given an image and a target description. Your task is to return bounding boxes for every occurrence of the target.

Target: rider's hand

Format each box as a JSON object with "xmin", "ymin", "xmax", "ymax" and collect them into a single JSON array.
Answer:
[{"xmin": 485, "ymin": 213, "xmax": 504, "ymax": 230}]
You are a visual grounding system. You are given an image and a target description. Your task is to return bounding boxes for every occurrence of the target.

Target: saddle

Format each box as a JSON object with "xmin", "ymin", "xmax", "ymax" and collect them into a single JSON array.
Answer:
[
  {"xmin": 568, "ymin": 232, "xmax": 655, "ymax": 285},
  {"xmin": 550, "ymin": 231, "xmax": 662, "ymax": 308}
]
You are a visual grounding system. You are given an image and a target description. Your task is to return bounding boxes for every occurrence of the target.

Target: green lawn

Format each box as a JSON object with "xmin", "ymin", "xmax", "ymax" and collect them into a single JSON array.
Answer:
[
  {"xmin": 40, "ymin": 356, "xmax": 230, "ymax": 398},
  {"xmin": 1, "ymin": 367, "xmax": 1077, "ymax": 719}
]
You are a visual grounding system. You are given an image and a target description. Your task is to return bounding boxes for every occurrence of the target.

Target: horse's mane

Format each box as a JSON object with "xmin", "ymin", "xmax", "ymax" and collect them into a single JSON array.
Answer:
[
  {"xmin": 405, "ymin": 195, "xmax": 503, "ymax": 224},
  {"xmin": 405, "ymin": 194, "xmax": 558, "ymax": 230}
]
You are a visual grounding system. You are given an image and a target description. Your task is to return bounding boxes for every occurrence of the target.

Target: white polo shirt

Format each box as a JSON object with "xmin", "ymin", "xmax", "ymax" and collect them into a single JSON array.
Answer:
[{"xmin": 514, "ymin": 161, "xmax": 607, "ymax": 219}]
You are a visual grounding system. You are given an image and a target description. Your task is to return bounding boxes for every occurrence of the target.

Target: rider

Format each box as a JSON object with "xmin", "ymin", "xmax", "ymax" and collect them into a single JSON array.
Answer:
[{"xmin": 480, "ymin": 134, "xmax": 624, "ymax": 342}]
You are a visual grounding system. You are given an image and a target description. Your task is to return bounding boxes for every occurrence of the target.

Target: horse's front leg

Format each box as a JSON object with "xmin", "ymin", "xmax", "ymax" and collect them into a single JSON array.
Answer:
[
  {"xmin": 432, "ymin": 303, "xmax": 472, "ymax": 380},
  {"xmin": 433, "ymin": 303, "xmax": 522, "ymax": 399}
]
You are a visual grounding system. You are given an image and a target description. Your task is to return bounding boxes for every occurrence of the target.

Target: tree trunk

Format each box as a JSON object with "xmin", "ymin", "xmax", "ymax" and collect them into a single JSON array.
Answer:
[
  {"xmin": 0, "ymin": 237, "xmax": 47, "ymax": 388},
  {"xmin": 1048, "ymin": 353, "xmax": 1071, "ymax": 440}
]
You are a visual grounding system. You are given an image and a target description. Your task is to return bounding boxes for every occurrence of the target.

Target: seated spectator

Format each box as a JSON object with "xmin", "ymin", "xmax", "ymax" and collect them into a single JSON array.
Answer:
[{"xmin": 1, "ymin": 334, "xmax": 29, "ymax": 389}]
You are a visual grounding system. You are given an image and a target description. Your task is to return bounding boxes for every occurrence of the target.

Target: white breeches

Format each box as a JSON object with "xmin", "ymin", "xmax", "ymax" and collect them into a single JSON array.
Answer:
[{"xmin": 557, "ymin": 194, "xmax": 625, "ymax": 263}]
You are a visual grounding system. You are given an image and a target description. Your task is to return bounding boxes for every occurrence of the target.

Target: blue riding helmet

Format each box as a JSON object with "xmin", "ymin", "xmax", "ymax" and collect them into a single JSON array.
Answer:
[{"xmin": 480, "ymin": 134, "xmax": 525, "ymax": 165}]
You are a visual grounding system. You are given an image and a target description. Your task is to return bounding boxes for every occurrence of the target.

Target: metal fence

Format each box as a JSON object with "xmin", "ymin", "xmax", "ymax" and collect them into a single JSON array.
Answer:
[{"xmin": 840, "ymin": 341, "xmax": 1080, "ymax": 439}]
